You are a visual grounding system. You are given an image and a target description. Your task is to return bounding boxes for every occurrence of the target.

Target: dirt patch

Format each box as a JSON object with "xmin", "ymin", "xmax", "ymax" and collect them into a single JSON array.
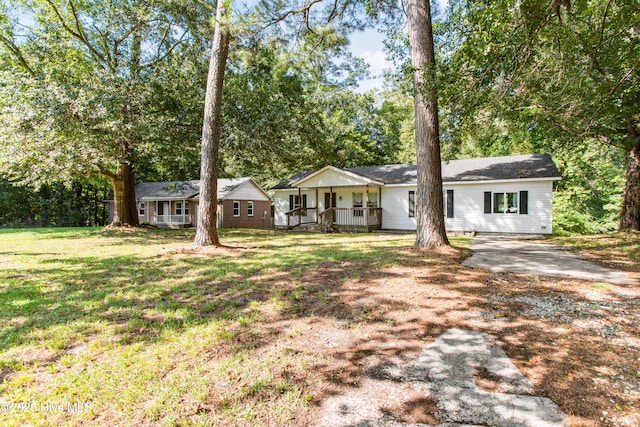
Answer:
[{"xmin": 258, "ymin": 253, "xmax": 639, "ymax": 426}]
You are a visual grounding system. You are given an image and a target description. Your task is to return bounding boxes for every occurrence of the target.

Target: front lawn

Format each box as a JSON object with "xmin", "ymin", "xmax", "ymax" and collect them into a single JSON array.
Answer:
[
  {"xmin": 551, "ymin": 232, "xmax": 640, "ymax": 272},
  {"xmin": 0, "ymin": 228, "xmax": 637, "ymax": 426}
]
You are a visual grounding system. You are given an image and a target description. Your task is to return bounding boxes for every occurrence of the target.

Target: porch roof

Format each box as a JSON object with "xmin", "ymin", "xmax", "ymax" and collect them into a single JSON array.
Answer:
[{"xmin": 271, "ymin": 154, "xmax": 561, "ymax": 190}]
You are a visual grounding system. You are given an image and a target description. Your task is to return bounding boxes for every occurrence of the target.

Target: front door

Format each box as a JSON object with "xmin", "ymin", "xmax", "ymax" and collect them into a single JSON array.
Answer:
[{"xmin": 324, "ymin": 192, "xmax": 336, "ymax": 222}]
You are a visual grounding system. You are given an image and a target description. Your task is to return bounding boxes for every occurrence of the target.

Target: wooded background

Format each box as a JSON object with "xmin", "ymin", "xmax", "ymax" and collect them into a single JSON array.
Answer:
[{"xmin": 1, "ymin": 0, "xmax": 636, "ymax": 235}]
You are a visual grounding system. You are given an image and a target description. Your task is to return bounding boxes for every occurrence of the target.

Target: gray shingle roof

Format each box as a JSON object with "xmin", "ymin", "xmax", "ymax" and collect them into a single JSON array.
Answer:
[
  {"xmin": 271, "ymin": 154, "xmax": 561, "ymax": 189},
  {"xmin": 136, "ymin": 178, "xmax": 252, "ymax": 200}
]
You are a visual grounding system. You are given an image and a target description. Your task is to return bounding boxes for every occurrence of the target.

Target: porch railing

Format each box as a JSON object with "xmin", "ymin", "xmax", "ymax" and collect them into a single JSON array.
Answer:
[
  {"xmin": 320, "ymin": 207, "xmax": 382, "ymax": 232},
  {"xmin": 156, "ymin": 214, "xmax": 194, "ymax": 225},
  {"xmin": 285, "ymin": 207, "xmax": 317, "ymax": 229}
]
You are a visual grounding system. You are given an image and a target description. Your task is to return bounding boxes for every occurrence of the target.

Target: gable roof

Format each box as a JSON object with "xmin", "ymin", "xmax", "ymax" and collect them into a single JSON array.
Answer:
[
  {"xmin": 136, "ymin": 178, "xmax": 262, "ymax": 201},
  {"xmin": 271, "ymin": 154, "xmax": 561, "ymax": 189},
  {"xmin": 293, "ymin": 165, "xmax": 386, "ymax": 188}
]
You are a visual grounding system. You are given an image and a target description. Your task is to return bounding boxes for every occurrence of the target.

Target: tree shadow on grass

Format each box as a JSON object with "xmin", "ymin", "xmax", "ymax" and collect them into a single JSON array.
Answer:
[{"xmin": 1, "ymin": 230, "xmax": 636, "ymax": 426}]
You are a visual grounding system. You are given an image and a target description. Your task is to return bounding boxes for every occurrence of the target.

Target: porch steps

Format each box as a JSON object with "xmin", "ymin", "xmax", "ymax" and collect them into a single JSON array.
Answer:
[{"xmin": 291, "ymin": 223, "xmax": 323, "ymax": 232}]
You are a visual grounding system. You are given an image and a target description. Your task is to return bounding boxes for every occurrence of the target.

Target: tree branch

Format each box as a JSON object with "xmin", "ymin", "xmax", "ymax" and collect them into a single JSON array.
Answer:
[
  {"xmin": 97, "ymin": 164, "xmax": 116, "ymax": 181},
  {"xmin": 44, "ymin": 0, "xmax": 109, "ymax": 70},
  {"xmin": 142, "ymin": 30, "xmax": 189, "ymax": 70},
  {"xmin": 0, "ymin": 34, "xmax": 36, "ymax": 76},
  {"xmin": 254, "ymin": 0, "xmax": 325, "ymax": 36}
]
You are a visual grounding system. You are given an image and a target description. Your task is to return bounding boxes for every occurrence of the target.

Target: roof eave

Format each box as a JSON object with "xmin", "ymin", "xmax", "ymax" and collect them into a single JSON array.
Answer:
[{"xmin": 292, "ymin": 165, "xmax": 385, "ymax": 188}]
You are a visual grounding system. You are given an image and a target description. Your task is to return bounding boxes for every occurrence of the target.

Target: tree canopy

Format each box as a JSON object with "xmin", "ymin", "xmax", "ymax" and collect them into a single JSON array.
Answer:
[
  {"xmin": 0, "ymin": 0, "xmax": 213, "ymax": 225},
  {"xmin": 438, "ymin": 0, "xmax": 640, "ymax": 231}
]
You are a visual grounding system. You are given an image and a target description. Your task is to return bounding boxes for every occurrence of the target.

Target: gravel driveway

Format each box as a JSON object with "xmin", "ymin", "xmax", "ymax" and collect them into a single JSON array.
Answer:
[{"xmin": 462, "ymin": 236, "xmax": 636, "ymax": 285}]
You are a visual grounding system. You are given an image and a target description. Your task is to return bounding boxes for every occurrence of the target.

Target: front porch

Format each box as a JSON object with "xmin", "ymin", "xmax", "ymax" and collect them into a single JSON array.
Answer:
[
  {"xmin": 139, "ymin": 199, "xmax": 195, "ymax": 228},
  {"xmin": 274, "ymin": 165, "xmax": 389, "ymax": 233},
  {"xmin": 285, "ymin": 206, "xmax": 383, "ymax": 232}
]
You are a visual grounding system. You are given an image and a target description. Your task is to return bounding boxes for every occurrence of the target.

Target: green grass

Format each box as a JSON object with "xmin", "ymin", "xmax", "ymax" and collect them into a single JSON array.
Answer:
[
  {"xmin": 0, "ymin": 227, "xmax": 467, "ymax": 426},
  {"xmin": 551, "ymin": 232, "xmax": 640, "ymax": 272}
]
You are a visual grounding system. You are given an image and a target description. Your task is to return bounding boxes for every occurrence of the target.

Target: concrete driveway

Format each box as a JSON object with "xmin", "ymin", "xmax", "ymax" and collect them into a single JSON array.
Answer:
[{"xmin": 463, "ymin": 236, "xmax": 636, "ymax": 285}]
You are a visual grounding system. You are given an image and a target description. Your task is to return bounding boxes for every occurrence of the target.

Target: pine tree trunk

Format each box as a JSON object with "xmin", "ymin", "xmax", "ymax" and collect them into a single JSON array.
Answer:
[
  {"xmin": 620, "ymin": 143, "xmax": 640, "ymax": 232},
  {"xmin": 109, "ymin": 161, "xmax": 139, "ymax": 227},
  {"xmin": 407, "ymin": 0, "xmax": 449, "ymax": 248},
  {"xmin": 194, "ymin": 0, "xmax": 231, "ymax": 247}
]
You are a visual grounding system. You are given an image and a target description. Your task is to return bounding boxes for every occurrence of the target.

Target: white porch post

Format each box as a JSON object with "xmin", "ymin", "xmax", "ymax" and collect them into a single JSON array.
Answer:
[
  {"xmin": 155, "ymin": 200, "xmax": 158, "ymax": 224},
  {"xmin": 182, "ymin": 199, "xmax": 186, "ymax": 224},
  {"xmin": 298, "ymin": 187, "xmax": 302, "ymax": 226},
  {"xmin": 365, "ymin": 185, "xmax": 369, "ymax": 227}
]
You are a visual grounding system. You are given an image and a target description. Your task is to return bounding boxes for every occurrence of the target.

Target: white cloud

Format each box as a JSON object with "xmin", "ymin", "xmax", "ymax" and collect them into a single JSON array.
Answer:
[
  {"xmin": 355, "ymin": 50, "xmax": 392, "ymax": 93},
  {"xmin": 360, "ymin": 50, "xmax": 392, "ymax": 78}
]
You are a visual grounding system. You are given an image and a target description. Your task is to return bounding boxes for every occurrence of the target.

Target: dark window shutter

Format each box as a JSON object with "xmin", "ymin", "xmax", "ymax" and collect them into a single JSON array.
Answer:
[
  {"xmin": 289, "ymin": 195, "xmax": 294, "ymax": 210},
  {"xmin": 446, "ymin": 190, "xmax": 454, "ymax": 218},
  {"xmin": 408, "ymin": 191, "xmax": 415, "ymax": 217},
  {"xmin": 302, "ymin": 194, "xmax": 307, "ymax": 208},
  {"xmin": 520, "ymin": 191, "xmax": 528, "ymax": 214},
  {"xmin": 484, "ymin": 192, "xmax": 492, "ymax": 214}
]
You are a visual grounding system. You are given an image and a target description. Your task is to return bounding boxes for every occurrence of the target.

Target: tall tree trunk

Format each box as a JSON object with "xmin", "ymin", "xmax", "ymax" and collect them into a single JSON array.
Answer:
[
  {"xmin": 108, "ymin": 160, "xmax": 139, "ymax": 226},
  {"xmin": 620, "ymin": 141, "xmax": 640, "ymax": 232},
  {"xmin": 407, "ymin": 0, "xmax": 449, "ymax": 248},
  {"xmin": 194, "ymin": 0, "xmax": 231, "ymax": 247}
]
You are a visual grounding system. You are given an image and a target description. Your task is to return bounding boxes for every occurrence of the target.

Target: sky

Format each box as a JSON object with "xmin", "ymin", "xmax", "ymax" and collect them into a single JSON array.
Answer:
[
  {"xmin": 12, "ymin": 0, "xmax": 447, "ymax": 94},
  {"xmin": 349, "ymin": 0, "xmax": 449, "ymax": 93}
]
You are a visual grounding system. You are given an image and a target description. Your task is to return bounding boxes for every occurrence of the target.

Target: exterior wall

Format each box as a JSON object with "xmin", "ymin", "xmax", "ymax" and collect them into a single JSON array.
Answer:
[
  {"xmin": 380, "ymin": 186, "xmax": 418, "ymax": 230},
  {"xmin": 444, "ymin": 181, "xmax": 554, "ymax": 234},
  {"xmin": 221, "ymin": 199, "xmax": 272, "ymax": 229},
  {"xmin": 382, "ymin": 180, "xmax": 554, "ymax": 234},
  {"xmin": 141, "ymin": 201, "xmax": 155, "ymax": 224},
  {"xmin": 296, "ymin": 169, "xmax": 372, "ymax": 188},
  {"xmin": 273, "ymin": 190, "xmax": 318, "ymax": 227},
  {"xmin": 226, "ymin": 181, "xmax": 271, "ymax": 201}
]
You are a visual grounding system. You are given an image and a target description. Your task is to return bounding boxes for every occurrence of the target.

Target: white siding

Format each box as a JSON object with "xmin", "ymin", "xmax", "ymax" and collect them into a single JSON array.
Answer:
[
  {"xmin": 277, "ymin": 180, "xmax": 554, "ymax": 234},
  {"xmin": 273, "ymin": 190, "xmax": 317, "ymax": 226},
  {"xmin": 226, "ymin": 181, "xmax": 270, "ymax": 201},
  {"xmin": 382, "ymin": 180, "xmax": 554, "ymax": 234},
  {"xmin": 444, "ymin": 181, "xmax": 554, "ymax": 234},
  {"xmin": 297, "ymin": 169, "xmax": 371, "ymax": 188},
  {"xmin": 381, "ymin": 186, "xmax": 418, "ymax": 230}
]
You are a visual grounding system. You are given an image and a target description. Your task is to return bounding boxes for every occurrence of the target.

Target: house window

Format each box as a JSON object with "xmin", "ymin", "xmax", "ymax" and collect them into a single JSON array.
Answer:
[
  {"xmin": 288, "ymin": 194, "xmax": 307, "ymax": 215},
  {"xmin": 139, "ymin": 202, "xmax": 145, "ymax": 215},
  {"xmin": 353, "ymin": 192, "xmax": 363, "ymax": 217},
  {"xmin": 184, "ymin": 202, "xmax": 189, "ymax": 215},
  {"xmin": 368, "ymin": 192, "xmax": 378, "ymax": 208},
  {"xmin": 247, "ymin": 201, "xmax": 254, "ymax": 217},
  {"xmin": 408, "ymin": 190, "xmax": 415, "ymax": 217},
  {"xmin": 484, "ymin": 191, "xmax": 528, "ymax": 214},
  {"xmin": 494, "ymin": 192, "xmax": 518, "ymax": 214},
  {"xmin": 233, "ymin": 201, "xmax": 240, "ymax": 217},
  {"xmin": 176, "ymin": 202, "xmax": 182, "ymax": 215}
]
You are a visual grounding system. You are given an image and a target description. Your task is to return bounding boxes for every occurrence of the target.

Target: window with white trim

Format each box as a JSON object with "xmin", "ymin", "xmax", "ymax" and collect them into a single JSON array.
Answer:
[
  {"xmin": 288, "ymin": 194, "xmax": 307, "ymax": 216},
  {"xmin": 289, "ymin": 194, "xmax": 308, "ymax": 209},
  {"xmin": 353, "ymin": 192, "xmax": 363, "ymax": 217},
  {"xmin": 139, "ymin": 202, "xmax": 145, "ymax": 215},
  {"xmin": 484, "ymin": 191, "xmax": 528, "ymax": 214},
  {"xmin": 184, "ymin": 202, "xmax": 189, "ymax": 215},
  {"xmin": 368, "ymin": 192, "xmax": 378, "ymax": 208},
  {"xmin": 233, "ymin": 201, "xmax": 240, "ymax": 217},
  {"xmin": 247, "ymin": 201, "xmax": 254, "ymax": 216},
  {"xmin": 176, "ymin": 202, "xmax": 183, "ymax": 215}
]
